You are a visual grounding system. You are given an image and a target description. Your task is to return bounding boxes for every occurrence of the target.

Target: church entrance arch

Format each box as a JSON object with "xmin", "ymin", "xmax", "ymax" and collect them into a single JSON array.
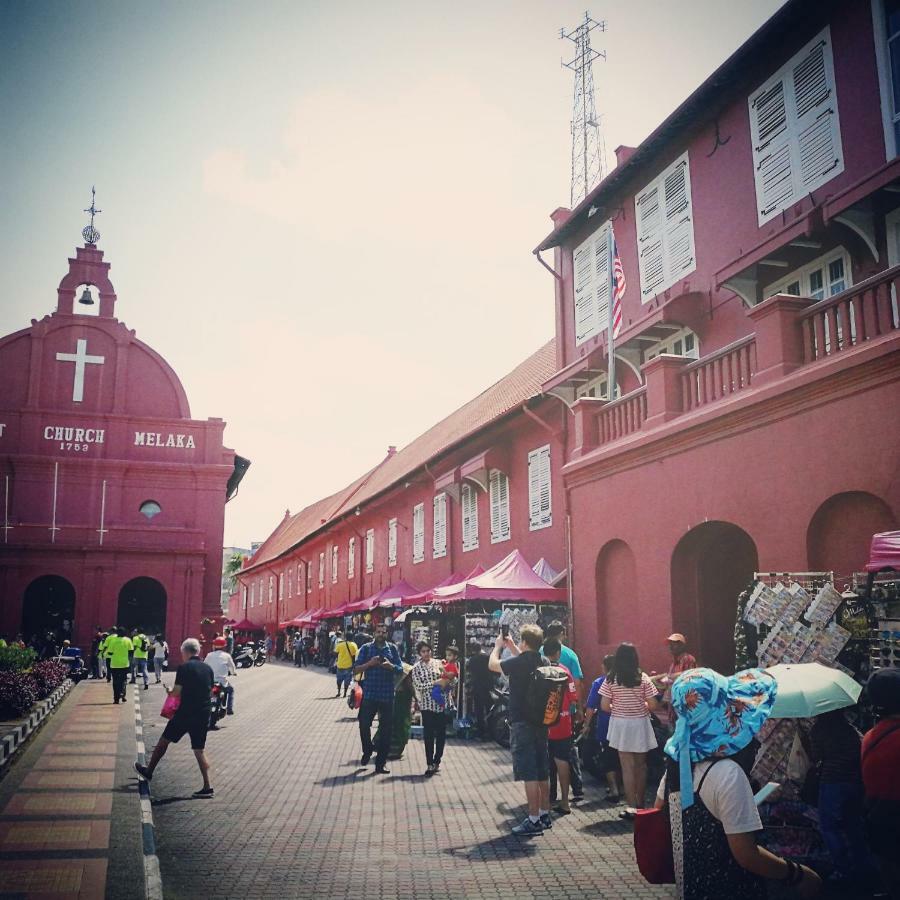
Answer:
[
  {"xmin": 117, "ymin": 578, "xmax": 167, "ymax": 637},
  {"xmin": 22, "ymin": 575, "xmax": 76, "ymax": 643},
  {"xmin": 670, "ymin": 522, "xmax": 758, "ymax": 675}
]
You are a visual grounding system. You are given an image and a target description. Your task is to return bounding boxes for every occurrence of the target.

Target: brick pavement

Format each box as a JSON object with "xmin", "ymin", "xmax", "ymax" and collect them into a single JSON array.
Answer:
[{"xmin": 145, "ymin": 662, "xmax": 676, "ymax": 900}]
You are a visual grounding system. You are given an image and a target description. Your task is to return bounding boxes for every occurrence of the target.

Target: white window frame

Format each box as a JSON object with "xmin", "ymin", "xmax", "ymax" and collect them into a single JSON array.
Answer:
[
  {"xmin": 489, "ymin": 470, "xmax": 511, "ymax": 545},
  {"xmin": 348, "ymin": 537, "xmax": 356, "ymax": 579},
  {"xmin": 642, "ymin": 327, "xmax": 700, "ymax": 363},
  {"xmin": 388, "ymin": 518, "xmax": 398, "ymax": 568},
  {"xmin": 279, "ymin": 572, "xmax": 285, "ymax": 602},
  {"xmin": 527, "ymin": 445, "xmax": 552, "ymax": 531},
  {"xmin": 461, "ymin": 482, "xmax": 479, "ymax": 552},
  {"xmin": 306, "ymin": 561, "xmax": 312, "ymax": 594},
  {"xmin": 250, "ymin": 582, "xmax": 255, "ymax": 608},
  {"xmin": 572, "ymin": 219, "xmax": 612, "ymax": 345},
  {"xmin": 269, "ymin": 575, "xmax": 275, "ymax": 603},
  {"xmin": 287, "ymin": 568, "xmax": 293, "ymax": 599},
  {"xmin": 331, "ymin": 546, "xmax": 339, "ymax": 584},
  {"xmin": 241, "ymin": 584, "xmax": 247, "ymax": 610},
  {"xmin": 412, "ymin": 503, "xmax": 425, "ymax": 564},
  {"xmin": 883, "ymin": 208, "xmax": 900, "ymax": 326},
  {"xmin": 365, "ymin": 528, "xmax": 375, "ymax": 574},
  {"xmin": 432, "ymin": 493, "xmax": 448, "ymax": 559},
  {"xmin": 748, "ymin": 27, "xmax": 845, "ymax": 226},
  {"xmin": 575, "ymin": 373, "xmax": 617, "ymax": 400},
  {"xmin": 318, "ymin": 552, "xmax": 325, "ymax": 588},
  {"xmin": 764, "ymin": 247, "xmax": 852, "ymax": 301},
  {"xmin": 634, "ymin": 151, "xmax": 697, "ymax": 302}
]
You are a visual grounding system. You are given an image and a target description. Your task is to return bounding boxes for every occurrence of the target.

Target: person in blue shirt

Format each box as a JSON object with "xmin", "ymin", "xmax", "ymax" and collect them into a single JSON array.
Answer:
[
  {"xmin": 541, "ymin": 621, "xmax": 585, "ymax": 802},
  {"xmin": 583, "ymin": 654, "xmax": 622, "ymax": 802},
  {"xmin": 352, "ymin": 622, "xmax": 403, "ymax": 774}
]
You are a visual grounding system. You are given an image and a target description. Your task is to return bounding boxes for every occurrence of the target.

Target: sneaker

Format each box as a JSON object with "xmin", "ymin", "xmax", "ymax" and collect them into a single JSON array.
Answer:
[
  {"xmin": 144, "ymin": 684, "xmax": 149, "ymax": 691},
  {"xmin": 192, "ymin": 787, "xmax": 214, "ymax": 799},
  {"xmin": 433, "ymin": 760, "xmax": 441, "ymax": 772},
  {"xmin": 209, "ymin": 724, "xmax": 220, "ymax": 731},
  {"xmin": 360, "ymin": 752, "xmax": 372, "ymax": 766},
  {"xmin": 375, "ymin": 766, "xmax": 391, "ymax": 775},
  {"xmin": 572, "ymin": 794, "xmax": 585, "ymax": 803},
  {"xmin": 134, "ymin": 762, "xmax": 152, "ymax": 782},
  {"xmin": 424, "ymin": 764, "xmax": 436, "ymax": 777},
  {"xmin": 226, "ymin": 709, "xmax": 234, "ymax": 716},
  {"xmin": 113, "ymin": 699, "xmax": 119, "ymax": 704},
  {"xmin": 539, "ymin": 813, "xmax": 553, "ymax": 829},
  {"xmin": 511, "ymin": 817, "xmax": 544, "ymax": 836},
  {"xmin": 553, "ymin": 806, "xmax": 572, "ymax": 816}
]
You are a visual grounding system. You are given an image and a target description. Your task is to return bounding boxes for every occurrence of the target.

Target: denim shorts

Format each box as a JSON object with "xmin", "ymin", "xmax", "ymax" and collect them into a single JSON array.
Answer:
[{"xmin": 510, "ymin": 721, "xmax": 549, "ymax": 782}]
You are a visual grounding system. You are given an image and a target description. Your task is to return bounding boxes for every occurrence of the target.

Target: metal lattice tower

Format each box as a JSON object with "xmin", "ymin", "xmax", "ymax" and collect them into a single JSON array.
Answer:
[{"xmin": 561, "ymin": 13, "xmax": 606, "ymax": 207}]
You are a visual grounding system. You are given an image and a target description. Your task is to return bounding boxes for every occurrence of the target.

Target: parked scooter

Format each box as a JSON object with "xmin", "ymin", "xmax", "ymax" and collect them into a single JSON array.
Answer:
[
  {"xmin": 253, "ymin": 644, "xmax": 267, "ymax": 666},
  {"xmin": 208, "ymin": 684, "xmax": 228, "ymax": 729},
  {"xmin": 233, "ymin": 642, "xmax": 256, "ymax": 669},
  {"xmin": 486, "ymin": 685, "xmax": 510, "ymax": 748}
]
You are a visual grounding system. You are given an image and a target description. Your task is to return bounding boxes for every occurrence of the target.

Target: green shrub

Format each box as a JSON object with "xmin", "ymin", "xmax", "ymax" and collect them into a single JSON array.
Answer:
[{"xmin": 0, "ymin": 646, "xmax": 37, "ymax": 673}]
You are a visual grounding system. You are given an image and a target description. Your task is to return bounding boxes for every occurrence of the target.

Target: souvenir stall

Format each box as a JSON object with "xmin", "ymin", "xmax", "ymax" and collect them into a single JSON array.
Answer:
[{"xmin": 863, "ymin": 531, "xmax": 900, "ymax": 678}]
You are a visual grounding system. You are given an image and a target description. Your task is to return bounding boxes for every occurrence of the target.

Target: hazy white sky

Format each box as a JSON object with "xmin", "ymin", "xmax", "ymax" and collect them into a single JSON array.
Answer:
[{"xmin": 1, "ymin": 0, "xmax": 784, "ymax": 547}]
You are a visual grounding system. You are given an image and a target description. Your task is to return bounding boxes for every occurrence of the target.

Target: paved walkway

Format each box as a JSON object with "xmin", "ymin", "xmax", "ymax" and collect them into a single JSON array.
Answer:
[
  {"xmin": 144, "ymin": 662, "xmax": 674, "ymax": 900},
  {"xmin": 0, "ymin": 679, "xmax": 146, "ymax": 900}
]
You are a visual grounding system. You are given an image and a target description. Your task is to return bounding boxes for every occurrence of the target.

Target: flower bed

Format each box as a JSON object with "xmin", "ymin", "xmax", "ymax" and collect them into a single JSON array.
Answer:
[{"xmin": 0, "ymin": 652, "xmax": 69, "ymax": 721}]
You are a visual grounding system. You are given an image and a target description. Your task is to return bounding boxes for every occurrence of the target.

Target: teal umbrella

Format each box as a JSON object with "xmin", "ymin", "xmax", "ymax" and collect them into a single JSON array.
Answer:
[{"xmin": 766, "ymin": 662, "xmax": 862, "ymax": 718}]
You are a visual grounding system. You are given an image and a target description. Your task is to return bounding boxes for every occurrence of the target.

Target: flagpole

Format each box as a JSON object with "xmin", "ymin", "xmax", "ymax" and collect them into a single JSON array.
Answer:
[{"xmin": 607, "ymin": 225, "xmax": 616, "ymax": 400}]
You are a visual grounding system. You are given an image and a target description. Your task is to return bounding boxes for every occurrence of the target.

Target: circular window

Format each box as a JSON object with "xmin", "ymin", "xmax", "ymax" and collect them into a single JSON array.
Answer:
[{"xmin": 139, "ymin": 500, "xmax": 162, "ymax": 520}]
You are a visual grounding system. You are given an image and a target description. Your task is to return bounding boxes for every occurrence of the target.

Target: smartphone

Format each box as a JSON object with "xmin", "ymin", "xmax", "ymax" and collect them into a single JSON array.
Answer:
[
  {"xmin": 501, "ymin": 624, "xmax": 510, "ymax": 639},
  {"xmin": 753, "ymin": 782, "xmax": 780, "ymax": 806}
]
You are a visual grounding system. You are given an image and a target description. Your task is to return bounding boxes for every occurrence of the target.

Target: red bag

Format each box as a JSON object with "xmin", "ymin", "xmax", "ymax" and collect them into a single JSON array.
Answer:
[
  {"xmin": 347, "ymin": 682, "xmax": 363, "ymax": 711},
  {"xmin": 633, "ymin": 807, "xmax": 675, "ymax": 884},
  {"xmin": 160, "ymin": 693, "xmax": 181, "ymax": 719}
]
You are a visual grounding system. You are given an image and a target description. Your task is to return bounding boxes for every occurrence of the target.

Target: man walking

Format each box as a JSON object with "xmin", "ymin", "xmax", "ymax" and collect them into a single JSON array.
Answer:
[
  {"xmin": 466, "ymin": 641, "xmax": 493, "ymax": 740},
  {"xmin": 134, "ymin": 638, "xmax": 215, "ymax": 798},
  {"xmin": 334, "ymin": 631, "xmax": 358, "ymax": 697},
  {"xmin": 205, "ymin": 636, "xmax": 237, "ymax": 717},
  {"xmin": 353, "ymin": 623, "xmax": 402, "ymax": 774},
  {"xmin": 132, "ymin": 631, "xmax": 150, "ymax": 690},
  {"xmin": 107, "ymin": 626, "xmax": 133, "ymax": 704},
  {"xmin": 489, "ymin": 624, "xmax": 551, "ymax": 836}
]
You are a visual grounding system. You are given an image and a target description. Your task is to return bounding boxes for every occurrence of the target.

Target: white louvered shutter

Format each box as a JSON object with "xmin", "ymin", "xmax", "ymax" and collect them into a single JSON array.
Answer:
[
  {"xmin": 573, "ymin": 236, "xmax": 597, "ymax": 345},
  {"xmin": 318, "ymin": 552, "xmax": 325, "ymax": 587},
  {"xmin": 348, "ymin": 537, "xmax": 355, "ymax": 579},
  {"xmin": 489, "ymin": 471, "xmax": 510, "ymax": 544},
  {"xmin": 594, "ymin": 226, "xmax": 611, "ymax": 331},
  {"xmin": 365, "ymin": 528, "xmax": 374, "ymax": 573},
  {"xmin": 528, "ymin": 445, "xmax": 552, "ymax": 530},
  {"xmin": 433, "ymin": 493, "xmax": 447, "ymax": 558},
  {"xmin": 331, "ymin": 546, "xmax": 338, "ymax": 583},
  {"xmin": 662, "ymin": 157, "xmax": 695, "ymax": 283},
  {"xmin": 287, "ymin": 569, "xmax": 292, "ymax": 598},
  {"xmin": 413, "ymin": 504, "xmax": 425, "ymax": 563},
  {"xmin": 269, "ymin": 576, "xmax": 275, "ymax": 603},
  {"xmin": 461, "ymin": 482, "xmax": 479, "ymax": 551},
  {"xmin": 750, "ymin": 78, "xmax": 794, "ymax": 222},
  {"xmin": 636, "ymin": 183, "xmax": 665, "ymax": 300},
  {"xmin": 242, "ymin": 585, "xmax": 247, "ymax": 609},
  {"xmin": 279, "ymin": 573, "xmax": 285, "ymax": 601},
  {"xmin": 388, "ymin": 519, "xmax": 398, "ymax": 567}
]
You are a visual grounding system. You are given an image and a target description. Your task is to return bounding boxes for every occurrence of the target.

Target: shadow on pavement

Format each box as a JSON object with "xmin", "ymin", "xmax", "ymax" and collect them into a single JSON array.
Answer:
[
  {"xmin": 578, "ymin": 818, "xmax": 633, "ymax": 837},
  {"xmin": 151, "ymin": 795, "xmax": 199, "ymax": 806},
  {"xmin": 314, "ymin": 769, "xmax": 373, "ymax": 787},
  {"xmin": 443, "ymin": 833, "xmax": 539, "ymax": 860}
]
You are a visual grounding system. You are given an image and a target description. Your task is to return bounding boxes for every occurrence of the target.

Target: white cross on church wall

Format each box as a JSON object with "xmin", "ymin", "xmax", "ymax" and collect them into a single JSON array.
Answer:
[{"xmin": 56, "ymin": 338, "xmax": 105, "ymax": 402}]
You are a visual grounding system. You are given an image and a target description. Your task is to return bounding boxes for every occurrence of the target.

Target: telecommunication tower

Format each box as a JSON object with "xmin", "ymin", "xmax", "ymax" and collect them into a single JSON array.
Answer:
[{"xmin": 561, "ymin": 13, "xmax": 606, "ymax": 207}]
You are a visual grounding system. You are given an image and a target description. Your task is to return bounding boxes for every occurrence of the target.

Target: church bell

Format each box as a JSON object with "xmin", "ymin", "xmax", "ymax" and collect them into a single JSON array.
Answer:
[{"xmin": 78, "ymin": 286, "xmax": 94, "ymax": 306}]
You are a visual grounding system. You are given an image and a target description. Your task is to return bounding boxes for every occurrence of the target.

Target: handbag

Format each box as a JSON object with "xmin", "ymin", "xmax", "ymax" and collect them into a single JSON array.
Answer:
[
  {"xmin": 160, "ymin": 693, "xmax": 181, "ymax": 719},
  {"xmin": 347, "ymin": 681, "xmax": 363, "ymax": 710},
  {"xmin": 633, "ymin": 807, "xmax": 675, "ymax": 884}
]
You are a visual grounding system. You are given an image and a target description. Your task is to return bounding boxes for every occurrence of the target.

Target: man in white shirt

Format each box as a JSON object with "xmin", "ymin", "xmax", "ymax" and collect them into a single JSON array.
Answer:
[{"xmin": 204, "ymin": 637, "xmax": 237, "ymax": 715}]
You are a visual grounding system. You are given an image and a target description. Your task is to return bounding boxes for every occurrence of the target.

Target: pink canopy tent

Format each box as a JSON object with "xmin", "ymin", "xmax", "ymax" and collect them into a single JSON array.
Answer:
[
  {"xmin": 400, "ymin": 571, "xmax": 468, "ymax": 607},
  {"xmin": 866, "ymin": 531, "xmax": 900, "ymax": 572},
  {"xmin": 428, "ymin": 565, "xmax": 488, "ymax": 606},
  {"xmin": 231, "ymin": 618, "xmax": 263, "ymax": 632},
  {"xmin": 295, "ymin": 607, "xmax": 324, "ymax": 626},
  {"xmin": 375, "ymin": 579, "xmax": 423, "ymax": 609},
  {"xmin": 311, "ymin": 602, "xmax": 352, "ymax": 622},
  {"xmin": 532, "ymin": 558, "xmax": 561, "ymax": 585},
  {"xmin": 432, "ymin": 549, "xmax": 566, "ymax": 603}
]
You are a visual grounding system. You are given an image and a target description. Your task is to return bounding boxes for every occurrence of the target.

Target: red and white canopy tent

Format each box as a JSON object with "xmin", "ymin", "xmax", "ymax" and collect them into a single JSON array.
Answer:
[
  {"xmin": 431, "ymin": 549, "xmax": 566, "ymax": 604},
  {"xmin": 347, "ymin": 579, "xmax": 421, "ymax": 613},
  {"xmin": 231, "ymin": 617, "xmax": 264, "ymax": 634},
  {"xmin": 399, "ymin": 568, "xmax": 485, "ymax": 608}
]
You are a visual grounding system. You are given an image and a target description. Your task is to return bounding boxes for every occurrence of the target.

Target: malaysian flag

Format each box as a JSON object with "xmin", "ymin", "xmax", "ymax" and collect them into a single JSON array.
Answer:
[{"xmin": 611, "ymin": 236, "xmax": 626, "ymax": 339}]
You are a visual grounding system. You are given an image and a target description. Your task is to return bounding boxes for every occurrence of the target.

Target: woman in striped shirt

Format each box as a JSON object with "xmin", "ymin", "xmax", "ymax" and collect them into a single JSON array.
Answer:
[{"xmin": 600, "ymin": 642, "xmax": 660, "ymax": 818}]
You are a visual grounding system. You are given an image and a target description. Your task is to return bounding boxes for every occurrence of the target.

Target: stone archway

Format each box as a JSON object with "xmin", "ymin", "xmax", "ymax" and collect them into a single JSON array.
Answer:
[
  {"xmin": 671, "ymin": 522, "xmax": 758, "ymax": 675},
  {"xmin": 595, "ymin": 539, "xmax": 638, "ymax": 645},
  {"xmin": 22, "ymin": 575, "xmax": 76, "ymax": 643},
  {"xmin": 807, "ymin": 492, "xmax": 896, "ymax": 579},
  {"xmin": 117, "ymin": 578, "xmax": 167, "ymax": 637}
]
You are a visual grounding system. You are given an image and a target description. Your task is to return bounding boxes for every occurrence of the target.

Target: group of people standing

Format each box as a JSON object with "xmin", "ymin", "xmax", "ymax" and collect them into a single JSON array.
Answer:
[{"xmin": 91, "ymin": 627, "xmax": 169, "ymax": 702}]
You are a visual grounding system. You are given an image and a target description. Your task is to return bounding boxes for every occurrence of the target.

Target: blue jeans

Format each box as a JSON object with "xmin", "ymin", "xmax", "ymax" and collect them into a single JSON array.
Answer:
[
  {"xmin": 133, "ymin": 658, "xmax": 149, "ymax": 686},
  {"xmin": 818, "ymin": 781, "xmax": 878, "ymax": 882},
  {"xmin": 336, "ymin": 667, "xmax": 353, "ymax": 692},
  {"xmin": 219, "ymin": 683, "xmax": 234, "ymax": 713},
  {"xmin": 358, "ymin": 698, "xmax": 393, "ymax": 768}
]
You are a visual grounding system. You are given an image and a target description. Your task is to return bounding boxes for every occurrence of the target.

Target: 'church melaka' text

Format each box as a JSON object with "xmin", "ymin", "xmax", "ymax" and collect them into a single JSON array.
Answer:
[{"xmin": 134, "ymin": 432, "xmax": 196, "ymax": 449}]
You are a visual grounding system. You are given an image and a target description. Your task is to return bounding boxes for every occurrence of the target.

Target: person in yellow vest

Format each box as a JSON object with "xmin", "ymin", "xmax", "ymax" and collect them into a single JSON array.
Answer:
[
  {"xmin": 107, "ymin": 626, "xmax": 134, "ymax": 704},
  {"xmin": 103, "ymin": 629, "xmax": 115, "ymax": 683},
  {"xmin": 132, "ymin": 631, "xmax": 150, "ymax": 690}
]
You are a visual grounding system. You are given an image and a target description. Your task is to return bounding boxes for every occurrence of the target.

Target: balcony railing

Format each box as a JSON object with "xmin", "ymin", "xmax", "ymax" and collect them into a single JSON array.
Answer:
[
  {"xmin": 681, "ymin": 335, "xmax": 757, "ymax": 412},
  {"xmin": 597, "ymin": 387, "xmax": 647, "ymax": 446}
]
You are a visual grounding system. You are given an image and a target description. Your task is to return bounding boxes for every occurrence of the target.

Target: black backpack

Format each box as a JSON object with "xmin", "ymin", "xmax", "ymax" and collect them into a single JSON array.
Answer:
[{"xmin": 525, "ymin": 662, "xmax": 570, "ymax": 727}]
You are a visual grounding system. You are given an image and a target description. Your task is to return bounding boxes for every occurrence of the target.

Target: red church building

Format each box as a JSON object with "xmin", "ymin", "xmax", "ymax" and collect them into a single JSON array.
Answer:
[{"xmin": 0, "ymin": 231, "xmax": 246, "ymax": 652}]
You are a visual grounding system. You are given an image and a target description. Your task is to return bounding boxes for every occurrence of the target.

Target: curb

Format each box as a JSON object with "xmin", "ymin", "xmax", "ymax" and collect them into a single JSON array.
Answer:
[
  {"xmin": 0, "ymin": 678, "xmax": 75, "ymax": 772},
  {"xmin": 133, "ymin": 685, "xmax": 163, "ymax": 900}
]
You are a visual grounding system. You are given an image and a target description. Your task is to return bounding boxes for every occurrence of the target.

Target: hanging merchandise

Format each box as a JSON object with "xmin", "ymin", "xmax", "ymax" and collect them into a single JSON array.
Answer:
[{"xmin": 499, "ymin": 604, "xmax": 538, "ymax": 645}]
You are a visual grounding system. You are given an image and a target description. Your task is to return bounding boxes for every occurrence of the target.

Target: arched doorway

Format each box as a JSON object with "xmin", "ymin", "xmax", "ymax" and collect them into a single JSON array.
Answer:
[
  {"xmin": 595, "ymin": 539, "xmax": 638, "ymax": 645},
  {"xmin": 22, "ymin": 575, "xmax": 76, "ymax": 643},
  {"xmin": 117, "ymin": 578, "xmax": 167, "ymax": 637},
  {"xmin": 671, "ymin": 522, "xmax": 758, "ymax": 675},
  {"xmin": 807, "ymin": 492, "xmax": 896, "ymax": 579}
]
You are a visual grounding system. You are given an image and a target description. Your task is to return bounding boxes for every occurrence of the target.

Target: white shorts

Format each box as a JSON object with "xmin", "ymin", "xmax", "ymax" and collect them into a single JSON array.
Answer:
[{"xmin": 607, "ymin": 714, "xmax": 657, "ymax": 753}]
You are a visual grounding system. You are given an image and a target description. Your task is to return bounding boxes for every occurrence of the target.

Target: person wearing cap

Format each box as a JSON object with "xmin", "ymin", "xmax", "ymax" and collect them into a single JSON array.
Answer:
[
  {"xmin": 650, "ymin": 633, "xmax": 697, "ymax": 729},
  {"xmin": 204, "ymin": 637, "xmax": 237, "ymax": 716},
  {"xmin": 655, "ymin": 667, "xmax": 821, "ymax": 898},
  {"xmin": 862, "ymin": 669, "xmax": 900, "ymax": 897}
]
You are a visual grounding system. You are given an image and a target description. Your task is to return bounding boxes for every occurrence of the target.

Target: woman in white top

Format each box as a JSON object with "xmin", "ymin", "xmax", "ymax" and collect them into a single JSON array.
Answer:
[
  {"xmin": 599, "ymin": 642, "xmax": 660, "ymax": 817},
  {"xmin": 411, "ymin": 642, "xmax": 448, "ymax": 778},
  {"xmin": 151, "ymin": 634, "xmax": 168, "ymax": 684}
]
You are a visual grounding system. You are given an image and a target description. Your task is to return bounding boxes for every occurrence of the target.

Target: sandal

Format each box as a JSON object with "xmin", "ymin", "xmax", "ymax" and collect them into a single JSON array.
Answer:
[{"xmin": 553, "ymin": 805, "xmax": 572, "ymax": 815}]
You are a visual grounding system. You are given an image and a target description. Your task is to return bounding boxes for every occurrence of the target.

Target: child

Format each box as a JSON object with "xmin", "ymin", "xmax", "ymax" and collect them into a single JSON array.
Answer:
[{"xmin": 429, "ymin": 645, "xmax": 460, "ymax": 709}]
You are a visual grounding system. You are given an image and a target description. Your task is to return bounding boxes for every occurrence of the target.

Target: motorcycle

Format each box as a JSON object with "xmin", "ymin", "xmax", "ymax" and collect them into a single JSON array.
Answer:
[
  {"xmin": 486, "ymin": 685, "xmax": 510, "ymax": 748},
  {"xmin": 233, "ymin": 643, "xmax": 256, "ymax": 669},
  {"xmin": 208, "ymin": 683, "xmax": 228, "ymax": 729},
  {"xmin": 253, "ymin": 645, "xmax": 267, "ymax": 667}
]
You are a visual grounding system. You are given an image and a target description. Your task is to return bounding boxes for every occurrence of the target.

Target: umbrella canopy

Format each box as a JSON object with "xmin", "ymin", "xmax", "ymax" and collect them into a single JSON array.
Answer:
[
  {"xmin": 866, "ymin": 530, "xmax": 900, "ymax": 572},
  {"xmin": 432, "ymin": 550, "xmax": 566, "ymax": 603},
  {"xmin": 767, "ymin": 663, "xmax": 862, "ymax": 718}
]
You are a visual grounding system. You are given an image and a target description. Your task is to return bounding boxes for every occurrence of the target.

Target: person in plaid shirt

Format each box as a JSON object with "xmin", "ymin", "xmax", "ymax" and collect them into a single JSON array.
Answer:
[{"xmin": 353, "ymin": 623, "xmax": 403, "ymax": 774}]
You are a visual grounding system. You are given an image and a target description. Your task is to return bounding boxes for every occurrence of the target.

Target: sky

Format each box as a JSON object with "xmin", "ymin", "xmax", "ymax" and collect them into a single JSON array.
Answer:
[{"xmin": 0, "ymin": 0, "xmax": 785, "ymax": 547}]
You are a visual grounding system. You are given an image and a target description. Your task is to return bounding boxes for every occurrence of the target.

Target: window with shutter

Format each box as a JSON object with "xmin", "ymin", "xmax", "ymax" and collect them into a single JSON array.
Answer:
[
  {"xmin": 287, "ymin": 569, "xmax": 292, "ymax": 599},
  {"xmin": 306, "ymin": 561, "xmax": 312, "ymax": 593},
  {"xmin": 331, "ymin": 546, "xmax": 338, "ymax": 583},
  {"xmin": 413, "ymin": 503, "xmax": 425, "ymax": 563},
  {"xmin": 279, "ymin": 573, "xmax": 284, "ymax": 601},
  {"xmin": 433, "ymin": 493, "xmax": 448, "ymax": 559},
  {"xmin": 318, "ymin": 552, "xmax": 325, "ymax": 588},
  {"xmin": 269, "ymin": 576, "xmax": 275, "ymax": 603},
  {"xmin": 573, "ymin": 222, "xmax": 612, "ymax": 346},
  {"xmin": 365, "ymin": 528, "xmax": 375, "ymax": 573},
  {"xmin": 242, "ymin": 585, "xmax": 247, "ymax": 610},
  {"xmin": 635, "ymin": 152, "xmax": 696, "ymax": 301},
  {"xmin": 348, "ymin": 537, "xmax": 355, "ymax": 579},
  {"xmin": 528, "ymin": 445, "xmax": 552, "ymax": 531},
  {"xmin": 749, "ymin": 27, "xmax": 843, "ymax": 225},
  {"xmin": 250, "ymin": 583, "xmax": 255, "ymax": 608},
  {"xmin": 388, "ymin": 518, "xmax": 398, "ymax": 567},
  {"xmin": 489, "ymin": 470, "xmax": 511, "ymax": 544},
  {"xmin": 461, "ymin": 482, "xmax": 479, "ymax": 552}
]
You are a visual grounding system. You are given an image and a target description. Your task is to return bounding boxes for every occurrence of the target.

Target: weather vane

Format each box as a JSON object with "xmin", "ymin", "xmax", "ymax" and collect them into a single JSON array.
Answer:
[{"xmin": 82, "ymin": 186, "xmax": 101, "ymax": 245}]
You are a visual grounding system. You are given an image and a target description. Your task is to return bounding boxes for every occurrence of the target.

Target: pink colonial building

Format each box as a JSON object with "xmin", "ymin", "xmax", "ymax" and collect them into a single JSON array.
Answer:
[
  {"xmin": 534, "ymin": 0, "xmax": 900, "ymax": 679},
  {"xmin": 0, "ymin": 236, "xmax": 247, "ymax": 652},
  {"xmin": 231, "ymin": 341, "xmax": 569, "ymax": 634}
]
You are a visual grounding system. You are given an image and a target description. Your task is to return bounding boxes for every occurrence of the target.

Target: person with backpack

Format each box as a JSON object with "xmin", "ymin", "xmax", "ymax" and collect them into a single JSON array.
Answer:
[
  {"xmin": 334, "ymin": 631, "xmax": 358, "ymax": 698},
  {"xmin": 543, "ymin": 638, "xmax": 579, "ymax": 815},
  {"xmin": 489, "ymin": 623, "xmax": 568, "ymax": 836}
]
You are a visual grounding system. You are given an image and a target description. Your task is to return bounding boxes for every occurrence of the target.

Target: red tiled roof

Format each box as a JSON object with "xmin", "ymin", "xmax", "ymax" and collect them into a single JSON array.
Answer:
[{"xmin": 243, "ymin": 339, "xmax": 556, "ymax": 572}]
